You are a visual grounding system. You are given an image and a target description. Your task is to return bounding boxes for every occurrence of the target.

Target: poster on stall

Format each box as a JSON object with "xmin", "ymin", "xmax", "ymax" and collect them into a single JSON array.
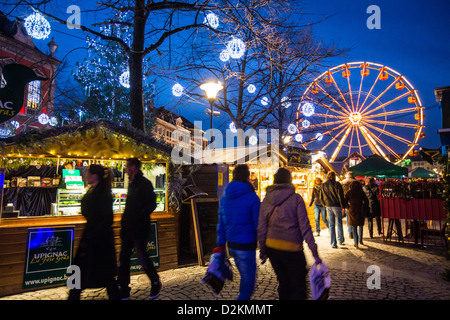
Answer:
[
  {"xmin": 287, "ymin": 146, "xmax": 312, "ymax": 169},
  {"xmin": 23, "ymin": 227, "xmax": 74, "ymax": 289},
  {"xmin": 130, "ymin": 221, "xmax": 160, "ymax": 271}
]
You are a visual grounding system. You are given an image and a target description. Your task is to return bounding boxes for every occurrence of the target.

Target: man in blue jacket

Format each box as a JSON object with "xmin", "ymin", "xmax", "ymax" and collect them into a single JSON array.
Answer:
[{"xmin": 217, "ymin": 164, "xmax": 260, "ymax": 300}]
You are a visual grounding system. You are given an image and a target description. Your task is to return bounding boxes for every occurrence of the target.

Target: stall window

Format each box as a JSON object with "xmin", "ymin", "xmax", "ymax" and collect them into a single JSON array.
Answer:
[{"xmin": 27, "ymin": 80, "xmax": 41, "ymax": 114}]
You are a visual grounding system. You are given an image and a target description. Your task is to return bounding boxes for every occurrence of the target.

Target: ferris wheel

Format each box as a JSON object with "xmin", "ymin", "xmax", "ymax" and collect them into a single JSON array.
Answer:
[{"xmin": 295, "ymin": 61, "xmax": 424, "ymax": 164}]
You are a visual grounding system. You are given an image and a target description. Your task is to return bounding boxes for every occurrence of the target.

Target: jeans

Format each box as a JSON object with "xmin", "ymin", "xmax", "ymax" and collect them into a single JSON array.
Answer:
[
  {"xmin": 228, "ymin": 248, "xmax": 256, "ymax": 300},
  {"xmin": 326, "ymin": 207, "xmax": 344, "ymax": 247},
  {"xmin": 314, "ymin": 205, "xmax": 328, "ymax": 233},
  {"xmin": 352, "ymin": 226, "xmax": 364, "ymax": 245},
  {"xmin": 266, "ymin": 247, "xmax": 307, "ymax": 300}
]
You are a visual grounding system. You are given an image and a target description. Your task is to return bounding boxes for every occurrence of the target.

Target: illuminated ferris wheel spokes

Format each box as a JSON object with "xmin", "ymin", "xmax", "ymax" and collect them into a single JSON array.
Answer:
[{"xmin": 296, "ymin": 62, "xmax": 424, "ymax": 164}]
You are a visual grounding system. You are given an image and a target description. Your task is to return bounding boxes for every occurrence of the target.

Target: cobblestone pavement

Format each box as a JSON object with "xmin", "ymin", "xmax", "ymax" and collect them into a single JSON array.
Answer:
[{"xmin": 2, "ymin": 224, "xmax": 450, "ymax": 301}]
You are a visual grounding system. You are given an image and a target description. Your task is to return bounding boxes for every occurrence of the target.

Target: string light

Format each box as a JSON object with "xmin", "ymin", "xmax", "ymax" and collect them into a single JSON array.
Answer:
[{"xmin": 24, "ymin": 12, "xmax": 51, "ymax": 40}]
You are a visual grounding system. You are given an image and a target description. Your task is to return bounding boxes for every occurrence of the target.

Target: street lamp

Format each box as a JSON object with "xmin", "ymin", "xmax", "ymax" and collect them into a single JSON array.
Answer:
[{"xmin": 200, "ymin": 81, "xmax": 223, "ymax": 143}]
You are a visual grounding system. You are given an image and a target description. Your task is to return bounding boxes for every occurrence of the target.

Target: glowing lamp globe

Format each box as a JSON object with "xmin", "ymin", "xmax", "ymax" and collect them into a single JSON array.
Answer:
[
  {"xmin": 172, "ymin": 83, "xmax": 184, "ymax": 97},
  {"xmin": 200, "ymin": 82, "xmax": 223, "ymax": 100}
]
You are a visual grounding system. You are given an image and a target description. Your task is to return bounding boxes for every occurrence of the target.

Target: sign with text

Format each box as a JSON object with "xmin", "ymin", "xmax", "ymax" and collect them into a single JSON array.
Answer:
[
  {"xmin": 130, "ymin": 221, "xmax": 160, "ymax": 272},
  {"xmin": 287, "ymin": 146, "xmax": 312, "ymax": 168},
  {"xmin": 23, "ymin": 227, "xmax": 74, "ymax": 289}
]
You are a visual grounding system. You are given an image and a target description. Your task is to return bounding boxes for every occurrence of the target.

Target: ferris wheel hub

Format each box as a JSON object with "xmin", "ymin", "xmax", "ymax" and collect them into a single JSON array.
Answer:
[{"xmin": 349, "ymin": 112, "xmax": 362, "ymax": 125}]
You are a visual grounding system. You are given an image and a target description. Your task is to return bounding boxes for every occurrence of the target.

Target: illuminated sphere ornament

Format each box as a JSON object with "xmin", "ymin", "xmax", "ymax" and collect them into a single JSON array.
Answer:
[
  {"xmin": 301, "ymin": 102, "xmax": 315, "ymax": 117},
  {"xmin": 226, "ymin": 37, "xmax": 246, "ymax": 59},
  {"xmin": 247, "ymin": 84, "xmax": 256, "ymax": 94},
  {"xmin": 281, "ymin": 96, "xmax": 291, "ymax": 108},
  {"xmin": 302, "ymin": 119, "xmax": 310, "ymax": 128},
  {"xmin": 24, "ymin": 12, "xmax": 51, "ymax": 40},
  {"xmin": 38, "ymin": 113, "xmax": 49, "ymax": 125},
  {"xmin": 294, "ymin": 133, "xmax": 303, "ymax": 142},
  {"xmin": 229, "ymin": 122, "xmax": 237, "ymax": 133},
  {"xmin": 287, "ymin": 123, "xmax": 297, "ymax": 134},
  {"xmin": 172, "ymin": 83, "xmax": 184, "ymax": 97},
  {"xmin": 249, "ymin": 135, "xmax": 258, "ymax": 146},
  {"xmin": 119, "ymin": 71, "xmax": 130, "ymax": 88},
  {"xmin": 220, "ymin": 50, "xmax": 230, "ymax": 62},
  {"xmin": 49, "ymin": 116, "xmax": 58, "ymax": 126},
  {"xmin": 11, "ymin": 120, "xmax": 19, "ymax": 129},
  {"xmin": 315, "ymin": 133, "xmax": 323, "ymax": 141},
  {"xmin": 261, "ymin": 96, "xmax": 269, "ymax": 106},
  {"xmin": 203, "ymin": 12, "xmax": 219, "ymax": 29}
]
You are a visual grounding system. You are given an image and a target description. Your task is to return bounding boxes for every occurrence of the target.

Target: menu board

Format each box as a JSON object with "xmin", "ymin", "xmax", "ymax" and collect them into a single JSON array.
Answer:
[
  {"xmin": 130, "ymin": 221, "xmax": 160, "ymax": 272},
  {"xmin": 23, "ymin": 227, "xmax": 74, "ymax": 289}
]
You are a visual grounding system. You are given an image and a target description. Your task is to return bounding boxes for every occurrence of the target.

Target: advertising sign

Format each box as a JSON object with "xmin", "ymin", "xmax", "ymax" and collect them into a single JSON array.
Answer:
[
  {"xmin": 287, "ymin": 146, "xmax": 312, "ymax": 168},
  {"xmin": 23, "ymin": 227, "xmax": 74, "ymax": 289},
  {"xmin": 130, "ymin": 221, "xmax": 160, "ymax": 272}
]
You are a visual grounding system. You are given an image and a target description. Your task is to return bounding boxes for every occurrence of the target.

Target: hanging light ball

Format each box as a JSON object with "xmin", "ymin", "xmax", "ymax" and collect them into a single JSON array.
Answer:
[
  {"xmin": 119, "ymin": 71, "xmax": 130, "ymax": 88},
  {"xmin": 220, "ymin": 49, "xmax": 230, "ymax": 62},
  {"xmin": 226, "ymin": 37, "xmax": 246, "ymax": 59},
  {"xmin": 203, "ymin": 12, "xmax": 219, "ymax": 29},
  {"xmin": 24, "ymin": 12, "xmax": 51, "ymax": 40},
  {"xmin": 261, "ymin": 96, "xmax": 269, "ymax": 106},
  {"xmin": 229, "ymin": 122, "xmax": 237, "ymax": 133},
  {"xmin": 249, "ymin": 135, "xmax": 258, "ymax": 146},
  {"xmin": 11, "ymin": 120, "xmax": 19, "ymax": 129},
  {"xmin": 38, "ymin": 113, "xmax": 49, "ymax": 125},
  {"xmin": 287, "ymin": 123, "xmax": 297, "ymax": 134},
  {"xmin": 49, "ymin": 116, "xmax": 58, "ymax": 126},
  {"xmin": 247, "ymin": 84, "xmax": 256, "ymax": 94},
  {"xmin": 281, "ymin": 96, "xmax": 291, "ymax": 108},
  {"xmin": 302, "ymin": 119, "xmax": 310, "ymax": 128},
  {"xmin": 301, "ymin": 101, "xmax": 315, "ymax": 117},
  {"xmin": 315, "ymin": 133, "xmax": 323, "ymax": 141},
  {"xmin": 294, "ymin": 133, "xmax": 303, "ymax": 143},
  {"xmin": 172, "ymin": 83, "xmax": 184, "ymax": 97}
]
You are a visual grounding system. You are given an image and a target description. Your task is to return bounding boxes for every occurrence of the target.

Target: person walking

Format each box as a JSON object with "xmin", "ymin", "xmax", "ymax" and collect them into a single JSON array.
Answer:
[
  {"xmin": 118, "ymin": 158, "xmax": 161, "ymax": 300},
  {"xmin": 363, "ymin": 177, "xmax": 382, "ymax": 237},
  {"xmin": 320, "ymin": 171, "xmax": 346, "ymax": 248},
  {"xmin": 217, "ymin": 164, "xmax": 260, "ymax": 300},
  {"xmin": 308, "ymin": 177, "xmax": 328, "ymax": 236},
  {"xmin": 258, "ymin": 167, "xmax": 322, "ymax": 300},
  {"xmin": 344, "ymin": 180, "xmax": 369, "ymax": 248},
  {"xmin": 342, "ymin": 172, "xmax": 357, "ymax": 239},
  {"xmin": 68, "ymin": 165, "xmax": 119, "ymax": 300}
]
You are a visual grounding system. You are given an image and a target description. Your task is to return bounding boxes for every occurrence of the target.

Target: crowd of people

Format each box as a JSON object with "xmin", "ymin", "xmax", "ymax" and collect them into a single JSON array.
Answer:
[{"xmin": 70, "ymin": 161, "xmax": 381, "ymax": 301}]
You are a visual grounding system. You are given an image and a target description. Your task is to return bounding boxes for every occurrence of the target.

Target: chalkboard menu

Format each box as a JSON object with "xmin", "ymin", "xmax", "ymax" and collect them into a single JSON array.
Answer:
[
  {"xmin": 287, "ymin": 146, "xmax": 312, "ymax": 168},
  {"xmin": 190, "ymin": 198, "xmax": 219, "ymax": 265}
]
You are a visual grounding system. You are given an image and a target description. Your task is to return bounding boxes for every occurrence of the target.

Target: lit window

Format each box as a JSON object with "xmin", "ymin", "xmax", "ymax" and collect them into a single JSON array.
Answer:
[{"xmin": 27, "ymin": 80, "xmax": 41, "ymax": 112}]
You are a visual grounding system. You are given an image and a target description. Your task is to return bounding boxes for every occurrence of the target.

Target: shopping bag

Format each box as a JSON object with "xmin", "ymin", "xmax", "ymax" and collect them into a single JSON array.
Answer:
[
  {"xmin": 201, "ymin": 247, "xmax": 233, "ymax": 296},
  {"xmin": 309, "ymin": 262, "xmax": 331, "ymax": 300}
]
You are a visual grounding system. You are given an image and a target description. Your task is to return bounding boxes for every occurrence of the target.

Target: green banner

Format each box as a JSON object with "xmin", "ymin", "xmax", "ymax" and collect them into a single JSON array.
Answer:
[
  {"xmin": 130, "ymin": 221, "xmax": 160, "ymax": 272},
  {"xmin": 23, "ymin": 227, "xmax": 74, "ymax": 289}
]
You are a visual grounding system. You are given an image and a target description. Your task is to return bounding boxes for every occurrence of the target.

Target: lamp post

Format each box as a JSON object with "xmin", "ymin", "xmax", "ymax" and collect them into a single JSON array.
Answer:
[{"xmin": 200, "ymin": 81, "xmax": 223, "ymax": 144}]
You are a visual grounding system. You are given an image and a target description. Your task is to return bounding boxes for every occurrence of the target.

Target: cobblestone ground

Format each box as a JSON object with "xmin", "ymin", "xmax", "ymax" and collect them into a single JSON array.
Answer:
[{"xmin": 2, "ymin": 225, "xmax": 450, "ymax": 301}]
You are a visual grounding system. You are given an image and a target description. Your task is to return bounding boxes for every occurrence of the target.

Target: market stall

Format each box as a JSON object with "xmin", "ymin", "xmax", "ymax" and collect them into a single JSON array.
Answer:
[{"xmin": 0, "ymin": 120, "xmax": 179, "ymax": 297}]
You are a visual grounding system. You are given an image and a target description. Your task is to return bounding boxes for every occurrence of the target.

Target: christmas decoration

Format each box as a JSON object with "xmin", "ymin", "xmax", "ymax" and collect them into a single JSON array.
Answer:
[
  {"xmin": 172, "ymin": 83, "xmax": 184, "ymax": 97},
  {"xmin": 287, "ymin": 123, "xmax": 297, "ymax": 134},
  {"xmin": 24, "ymin": 12, "xmax": 51, "ymax": 40},
  {"xmin": 226, "ymin": 37, "xmax": 245, "ymax": 59}
]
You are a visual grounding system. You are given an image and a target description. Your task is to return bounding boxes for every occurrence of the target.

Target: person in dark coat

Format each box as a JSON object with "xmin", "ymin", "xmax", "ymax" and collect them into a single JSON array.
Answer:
[
  {"xmin": 68, "ymin": 164, "xmax": 119, "ymax": 300},
  {"xmin": 118, "ymin": 158, "xmax": 161, "ymax": 300},
  {"xmin": 344, "ymin": 180, "xmax": 369, "ymax": 248},
  {"xmin": 363, "ymin": 177, "xmax": 382, "ymax": 237},
  {"xmin": 308, "ymin": 177, "xmax": 328, "ymax": 236}
]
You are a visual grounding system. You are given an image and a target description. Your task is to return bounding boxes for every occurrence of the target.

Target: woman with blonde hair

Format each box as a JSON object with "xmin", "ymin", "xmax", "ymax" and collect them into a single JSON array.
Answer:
[{"xmin": 308, "ymin": 177, "xmax": 328, "ymax": 236}]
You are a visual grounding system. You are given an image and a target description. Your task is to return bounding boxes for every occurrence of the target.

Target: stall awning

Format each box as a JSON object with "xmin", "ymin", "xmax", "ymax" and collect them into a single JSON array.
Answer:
[
  {"xmin": 409, "ymin": 167, "xmax": 438, "ymax": 178},
  {"xmin": 0, "ymin": 119, "xmax": 172, "ymax": 161},
  {"xmin": 348, "ymin": 155, "xmax": 408, "ymax": 177}
]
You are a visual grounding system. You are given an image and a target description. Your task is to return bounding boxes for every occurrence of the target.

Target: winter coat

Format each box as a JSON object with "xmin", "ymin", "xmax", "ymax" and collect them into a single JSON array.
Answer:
[
  {"xmin": 344, "ymin": 182, "xmax": 369, "ymax": 227},
  {"xmin": 121, "ymin": 171, "xmax": 157, "ymax": 239},
  {"xmin": 73, "ymin": 185, "xmax": 117, "ymax": 289},
  {"xmin": 363, "ymin": 183, "xmax": 381, "ymax": 218},
  {"xmin": 308, "ymin": 184, "xmax": 324, "ymax": 207},
  {"xmin": 258, "ymin": 183, "xmax": 318, "ymax": 260},
  {"xmin": 217, "ymin": 181, "xmax": 260, "ymax": 250},
  {"xmin": 342, "ymin": 177, "xmax": 357, "ymax": 194},
  {"xmin": 320, "ymin": 179, "xmax": 346, "ymax": 208}
]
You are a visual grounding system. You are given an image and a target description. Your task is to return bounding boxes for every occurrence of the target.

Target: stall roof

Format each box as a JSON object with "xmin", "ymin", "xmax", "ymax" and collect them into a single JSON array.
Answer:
[
  {"xmin": 409, "ymin": 167, "xmax": 438, "ymax": 178},
  {"xmin": 348, "ymin": 155, "xmax": 408, "ymax": 177},
  {"xmin": 0, "ymin": 119, "xmax": 172, "ymax": 161}
]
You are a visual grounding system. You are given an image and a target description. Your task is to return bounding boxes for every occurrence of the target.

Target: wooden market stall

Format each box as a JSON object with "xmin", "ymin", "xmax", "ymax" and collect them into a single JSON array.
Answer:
[{"xmin": 0, "ymin": 120, "xmax": 179, "ymax": 297}]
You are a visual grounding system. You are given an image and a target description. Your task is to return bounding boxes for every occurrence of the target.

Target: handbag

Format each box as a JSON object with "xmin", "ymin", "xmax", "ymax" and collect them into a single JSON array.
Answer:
[{"xmin": 309, "ymin": 261, "xmax": 331, "ymax": 300}]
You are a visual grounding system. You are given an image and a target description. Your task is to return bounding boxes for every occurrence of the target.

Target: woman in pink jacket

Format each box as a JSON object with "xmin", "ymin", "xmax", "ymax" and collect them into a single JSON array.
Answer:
[{"xmin": 258, "ymin": 168, "xmax": 322, "ymax": 300}]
